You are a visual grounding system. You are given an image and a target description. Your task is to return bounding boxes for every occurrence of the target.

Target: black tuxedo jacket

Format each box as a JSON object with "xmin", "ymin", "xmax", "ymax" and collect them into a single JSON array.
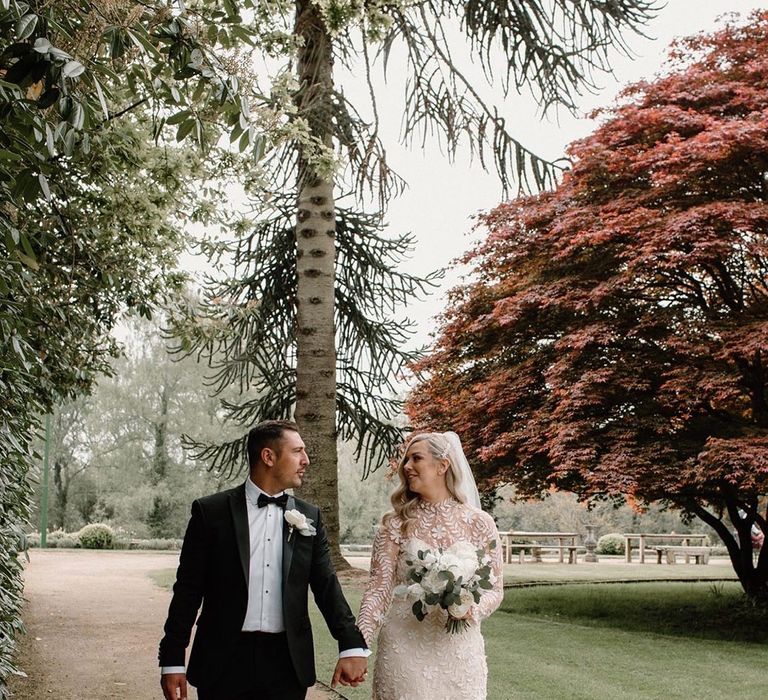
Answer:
[{"xmin": 158, "ymin": 484, "xmax": 366, "ymax": 689}]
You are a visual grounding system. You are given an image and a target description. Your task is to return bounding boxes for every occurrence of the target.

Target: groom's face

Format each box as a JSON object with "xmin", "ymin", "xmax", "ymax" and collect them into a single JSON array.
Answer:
[{"xmin": 270, "ymin": 429, "xmax": 310, "ymax": 490}]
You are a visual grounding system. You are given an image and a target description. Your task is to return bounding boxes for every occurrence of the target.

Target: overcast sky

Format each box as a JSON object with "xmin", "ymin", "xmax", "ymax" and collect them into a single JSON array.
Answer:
[
  {"xmin": 366, "ymin": 1, "xmax": 767, "ymax": 346},
  {"xmin": 179, "ymin": 2, "xmax": 766, "ymax": 350}
]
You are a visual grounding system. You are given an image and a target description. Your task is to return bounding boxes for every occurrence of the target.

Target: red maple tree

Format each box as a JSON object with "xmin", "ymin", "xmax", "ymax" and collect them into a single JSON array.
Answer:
[{"xmin": 408, "ymin": 12, "xmax": 768, "ymax": 599}]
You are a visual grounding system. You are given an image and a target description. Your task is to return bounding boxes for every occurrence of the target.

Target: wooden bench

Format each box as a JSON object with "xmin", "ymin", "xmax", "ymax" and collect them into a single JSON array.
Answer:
[
  {"xmin": 533, "ymin": 545, "xmax": 579, "ymax": 564},
  {"xmin": 500, "ymin": 531, "xmax": 580, "ymax": 564},
  {"xmin": 623, "ymin": 533, "xmax": 710, "ymax": 563},
  {"xmin": 504, "ymin": 543, "xmax": 579, "ymax": 564},
  {"xmin": 655, "ymin": 545, "xmax": 711, "ymax": 565}
]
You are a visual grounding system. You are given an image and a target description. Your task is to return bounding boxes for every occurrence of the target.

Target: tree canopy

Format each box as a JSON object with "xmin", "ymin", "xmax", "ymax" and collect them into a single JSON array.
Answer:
[
  {"xmin": 0, "ymin": 0, "xmax": 261, "ymax": 686},
  {"xmin": 408, "ymin": 11, "xmax": 768, "ymax": 599}
]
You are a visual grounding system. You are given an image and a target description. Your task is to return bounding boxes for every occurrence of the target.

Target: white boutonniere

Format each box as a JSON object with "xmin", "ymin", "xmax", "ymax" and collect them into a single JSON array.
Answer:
[{"xmin": 284, "ymin": 509, "xmax": 317, "ymax": 542}]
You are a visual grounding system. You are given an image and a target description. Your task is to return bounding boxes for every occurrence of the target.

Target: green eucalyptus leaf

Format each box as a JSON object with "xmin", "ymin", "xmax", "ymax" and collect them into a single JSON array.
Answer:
[
  {"xmin": 0, "ymin": 150, "xmax": 23, "ymax": 162},
  {"xmin": 33, "ymin": 38, "xmax": 51, "ymax": 54},
  {"xmin": 63, "ymin": 128, "xmax": 76, "ymax": 156},
  {"xmin": 16, "ymin": 14, "xmax": 38, "ymax": 40},
  {"xmin": 192, "ymin": 80, "xmax": 206, "ymax": 102},
  {"xmin": 93, "ymin": 79, "xmax": 109, "ymax": 119},
  {"xmin": 38, "ymin": 173, "xmax": 50, "ymax": 201},
  {"xmin": 222, "ymin": 0, "xmax": 236, "ymax": 17},
  {"xmin": 176, "ymin": 119, "xmax": 195, "ymax": 142},
  {"xmin": 14, "ymin": 250, "xmax": 39, "ymax": 270},
  {"xmin": 126, "ymin": 29, "xmax": 160, "ymax": 59},
  {"xmin": 252, "ymin": 135, "xmax": 265, "ymax": 161},
  {"xmin": 229, "ymin": 124, "xmax": 244, "ymax": 143},
  {"xmin": 109, "ymin": 28, "xmax": 126, "ymax": 59},
  {"xmin": 166, "ymin": 110, "xmax": 191, "ymax": 125},
  {"xmin": 68, "ymin": 102, "xmax": 84, "ymax": 129},
  {"xmin": 45, "ymin": 124, "xmax": 56, "ymax": 158},
  {"xmin": 54, "ymin": 120, "xmax": 67, "ymax": 140},
  {"xmin": 48, "ymin": 46, "xmax": 71, "ymax": 60},
  {"xmin": 20, "ymin": 230, "xmax": 36, "ymax": 258},
  {"xmin": 62, "ymin": 60, "xmax": 86, "ymax": 79}
]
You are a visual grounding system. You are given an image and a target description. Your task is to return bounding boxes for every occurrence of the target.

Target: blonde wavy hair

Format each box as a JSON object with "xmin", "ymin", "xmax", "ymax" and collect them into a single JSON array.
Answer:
[{"xmin": 383, "ymin": 432, "xmax": 466, "ymax": 536}]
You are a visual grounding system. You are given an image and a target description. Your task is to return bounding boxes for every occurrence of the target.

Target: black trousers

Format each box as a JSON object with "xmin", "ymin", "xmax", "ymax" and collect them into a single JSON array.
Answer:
[{"xmin": 196, "ymin": 632, "xmax": 307, "ymax": 700}]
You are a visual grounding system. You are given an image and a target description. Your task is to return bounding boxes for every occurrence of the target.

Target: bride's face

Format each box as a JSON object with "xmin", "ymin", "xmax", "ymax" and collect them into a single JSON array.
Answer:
[{"xmin": 402, "ymin": 440, "xmax": 447, "ymax": 497}]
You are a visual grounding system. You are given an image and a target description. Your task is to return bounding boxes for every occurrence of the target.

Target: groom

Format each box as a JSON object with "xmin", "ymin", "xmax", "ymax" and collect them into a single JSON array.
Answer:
[{"xmin": 159, "ymin": 420, "xmax": 368, "ymax": 699}]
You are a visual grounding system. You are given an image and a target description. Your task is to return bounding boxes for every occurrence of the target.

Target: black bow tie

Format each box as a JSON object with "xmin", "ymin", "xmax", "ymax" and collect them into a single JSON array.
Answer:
[{"xmin": 257, "ymin": 493, "xmax": 288, "ymax": 509}]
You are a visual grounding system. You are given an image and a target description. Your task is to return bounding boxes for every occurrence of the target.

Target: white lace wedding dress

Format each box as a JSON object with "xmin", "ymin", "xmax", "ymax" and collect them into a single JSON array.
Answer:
[{"xmin": 357, "ymin": 498, "xmax": 504, "ymax": 700}]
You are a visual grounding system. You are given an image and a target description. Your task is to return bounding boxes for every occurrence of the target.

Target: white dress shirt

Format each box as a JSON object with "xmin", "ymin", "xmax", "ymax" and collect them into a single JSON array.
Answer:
[
  {"xmin": 162, "ymin": 478, "xmax": 367, "ymax": 674},
  {"xmin": 242, "ymin": 477, "xmax": 285, "ymax": 631}
]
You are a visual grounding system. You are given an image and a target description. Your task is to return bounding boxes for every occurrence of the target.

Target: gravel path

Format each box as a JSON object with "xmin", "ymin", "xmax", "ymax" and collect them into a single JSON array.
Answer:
[{"xmin": 8, "ymin": 549, "xmax": 344, "ymax": 700}]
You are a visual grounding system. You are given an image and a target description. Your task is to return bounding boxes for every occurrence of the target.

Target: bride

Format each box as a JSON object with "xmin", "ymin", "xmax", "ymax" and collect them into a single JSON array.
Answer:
[{"xmin": 357, "ymin": 432, "xmax": 503, "ymax": 700}]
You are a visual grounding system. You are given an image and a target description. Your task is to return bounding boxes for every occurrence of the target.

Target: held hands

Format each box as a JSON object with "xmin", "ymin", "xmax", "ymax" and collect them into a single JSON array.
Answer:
[
  {"xmin": 160, "ymin": 672, "xmax": 187, "ymax": 700},
  {"xmin": 331, "ymin": 656, "xmax": 368, "ymax": 688}
]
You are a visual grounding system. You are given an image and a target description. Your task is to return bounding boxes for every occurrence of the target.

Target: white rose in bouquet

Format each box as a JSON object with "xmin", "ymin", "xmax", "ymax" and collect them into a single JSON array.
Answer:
[
  {"xmin": 404, "ymin": 538, "xmax": 438, "ymax": 569},
  {"xmin": 441, "ymin": 541, "xmax": 480, "ymax": 581},
  {"xmin": 448, "ymin": 540, "xmax": 480, "ymax": 563},
  {"xmin": 421, "ymin": 568, "xmax": 448, "ymax": 595},
  {"xmin": 437, "ymin": 551, "xmax": 465, "ymax": 576}
]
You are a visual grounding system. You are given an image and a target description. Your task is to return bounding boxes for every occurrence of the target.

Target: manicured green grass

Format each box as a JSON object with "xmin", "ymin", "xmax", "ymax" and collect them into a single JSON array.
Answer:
[
  {"xmin": 482, "ymin": 607, "xmax": 767, "ymax": 700},
  {"xmin": 310, "ymin": 582, "xmax": 768, "ymax": 700},
  {"xmin": 500, "ymin": 581, "xmax": 767, "ymax": 643},
  {"xmin": 152, "ymin": 569, "xmax": 767, "ymax": 700},
  {"xmin": 502, "ymin": 559, "xmax": 738, "ymax": 585}
]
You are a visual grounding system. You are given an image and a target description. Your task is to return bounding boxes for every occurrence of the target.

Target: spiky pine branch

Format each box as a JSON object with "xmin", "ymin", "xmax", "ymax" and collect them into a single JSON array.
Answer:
[{"xmin": 171, "ymin": 195, "xmax": 440, "ymax": 477}]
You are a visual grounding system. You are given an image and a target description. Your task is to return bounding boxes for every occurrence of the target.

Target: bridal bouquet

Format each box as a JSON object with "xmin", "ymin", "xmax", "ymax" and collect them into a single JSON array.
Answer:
[{"xmin": 394, "ymin": 539, "xmax": 496, "ymax": 634}]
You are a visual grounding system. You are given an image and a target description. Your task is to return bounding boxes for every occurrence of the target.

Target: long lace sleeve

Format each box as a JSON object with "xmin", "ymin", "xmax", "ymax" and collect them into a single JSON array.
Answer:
[
  {"xmin": 357, "ymin": 517, "xmax": 400, "ymax": 647},
  {"xmin": 472, "ymin": 511, "xmax": 504, "ymax": 621}
]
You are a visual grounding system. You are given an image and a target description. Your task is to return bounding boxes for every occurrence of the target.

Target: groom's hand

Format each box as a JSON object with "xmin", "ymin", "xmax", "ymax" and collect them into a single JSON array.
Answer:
[
  {"xmin": 331, "ymin": 657, "xmax": 368, "ymax": 688},
  {"xmin": 160, "ymin": 672, "xmax": 188, "ymax": 700}
]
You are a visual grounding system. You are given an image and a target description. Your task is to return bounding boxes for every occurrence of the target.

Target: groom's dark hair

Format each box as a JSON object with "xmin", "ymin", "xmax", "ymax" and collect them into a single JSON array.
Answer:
[{"xmin": 247, "ymin": 420, "xmax": 300, "ymax": 468}]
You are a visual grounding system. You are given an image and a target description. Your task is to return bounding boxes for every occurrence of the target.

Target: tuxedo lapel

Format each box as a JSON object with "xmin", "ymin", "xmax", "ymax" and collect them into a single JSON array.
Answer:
[
  {"xmin": 229, "ymin": 484, "xmax": 249, "ymax": 586},
  {"xmin": 282, "ymin": 494, "xmax": 296, "ymax": 582}
]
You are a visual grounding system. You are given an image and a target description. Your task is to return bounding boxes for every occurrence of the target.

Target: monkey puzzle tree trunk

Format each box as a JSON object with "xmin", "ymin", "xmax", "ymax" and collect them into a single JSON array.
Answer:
[{"xmin": 293, "ymin": 0, "xmax": 346, "ymax": 569}]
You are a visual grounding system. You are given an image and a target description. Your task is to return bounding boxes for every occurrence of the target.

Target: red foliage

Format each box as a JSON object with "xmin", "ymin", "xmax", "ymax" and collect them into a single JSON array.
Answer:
[{"xmin": 408, "ymin": 12, "xmax": 768, "ymax": 594}]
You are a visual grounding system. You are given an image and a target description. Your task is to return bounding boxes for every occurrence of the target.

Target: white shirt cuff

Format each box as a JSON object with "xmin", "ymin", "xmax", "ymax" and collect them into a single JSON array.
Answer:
[
  {"xmin": 161, "ymin": 666, "xmax": 186, "ymax": 674},
  {"xmin": 339, "ymin": 648, "xmax": 371, "ymax": 658}
]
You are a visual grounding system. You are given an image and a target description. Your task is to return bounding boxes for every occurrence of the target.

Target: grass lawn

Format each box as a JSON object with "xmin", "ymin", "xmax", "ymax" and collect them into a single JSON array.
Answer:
[
  {"xmin": 152, "ymin": 569, "xmax": 767, "ymax": 700},
  {"xmin": 502, "ymin": 558, "xmax": 738, "ymax": 585}
]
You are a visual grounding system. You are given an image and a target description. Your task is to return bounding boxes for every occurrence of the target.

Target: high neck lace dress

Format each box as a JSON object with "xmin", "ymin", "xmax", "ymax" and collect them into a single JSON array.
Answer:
[{"xmin": 357, "ymin": 498, "xmax": 503, "ymax": 700}]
